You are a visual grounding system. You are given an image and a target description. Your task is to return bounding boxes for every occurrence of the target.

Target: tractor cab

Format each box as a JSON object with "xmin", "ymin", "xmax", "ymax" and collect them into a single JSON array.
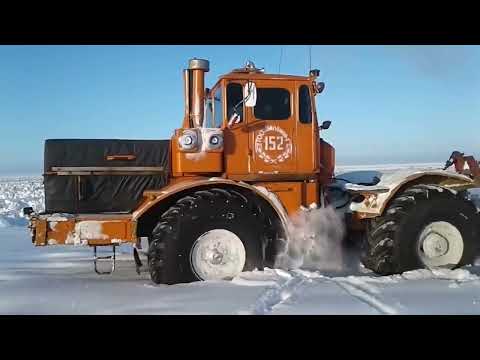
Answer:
[{"xmin": 172, "ymin": 59, "xmax": 334, "ymax": 182}]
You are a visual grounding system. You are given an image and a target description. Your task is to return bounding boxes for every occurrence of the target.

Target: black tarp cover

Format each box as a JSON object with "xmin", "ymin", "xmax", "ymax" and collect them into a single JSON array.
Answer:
[{"xmin": 44, "ymin": 139, "xmax": 170, "ymax": 213}]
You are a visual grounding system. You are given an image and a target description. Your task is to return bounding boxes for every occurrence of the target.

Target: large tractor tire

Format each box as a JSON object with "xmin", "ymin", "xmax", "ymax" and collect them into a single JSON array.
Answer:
[
  {"xmin": 147, "ymin": 188, "xmax": 272, "ymax": 285},
  {"xmin": 362, "ymin": 184, "xmax": 478, "ymax": 275}
]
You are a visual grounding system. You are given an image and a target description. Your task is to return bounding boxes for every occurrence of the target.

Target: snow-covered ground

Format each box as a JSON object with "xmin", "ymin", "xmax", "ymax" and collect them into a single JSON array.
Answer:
[
  {"xmin": 1, "ymin": 164, "xmax": 480, "ymax": 315},
  {"xmin": 0, "ymin": 176, "xmax": 43, "ymax": 228}
]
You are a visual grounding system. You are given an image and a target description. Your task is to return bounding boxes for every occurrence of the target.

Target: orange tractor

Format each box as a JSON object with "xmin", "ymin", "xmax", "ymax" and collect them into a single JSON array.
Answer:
[{"xmin": 24, "ymin": 58, "xmax": 480, "ymax": 284}]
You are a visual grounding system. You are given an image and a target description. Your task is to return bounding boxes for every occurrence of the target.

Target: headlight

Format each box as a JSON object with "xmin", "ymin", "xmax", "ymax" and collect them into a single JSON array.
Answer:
[
  {"xmin": 209, "ymin": 134, "xmax": 222, "ymax": 146},
  {"xmin": 207, "ymin": 133, "xmax": 223, "ymax": 150},
  {"xmin": 183, "ymin": 135, "xmax": 194, "ymax": 146},
  {"xmin": 179, "ymin": 130, "xmax": 198, "ymax": 150}
]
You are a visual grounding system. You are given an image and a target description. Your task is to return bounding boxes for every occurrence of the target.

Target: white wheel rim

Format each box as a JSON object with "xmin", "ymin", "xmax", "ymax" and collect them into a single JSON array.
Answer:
[
  {"xmin": 417, "ymin": 221, "xmax": 464, "ymax": 269},
  {"xmin": 190, "ymin": 229, "xmax": 246, "ymax": 281}
]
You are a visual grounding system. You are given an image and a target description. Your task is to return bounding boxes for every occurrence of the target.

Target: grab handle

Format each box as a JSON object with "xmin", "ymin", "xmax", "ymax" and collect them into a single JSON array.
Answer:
[{"xmin": 106, "ymin": 155, "xmax": 136, "ymax": 161}]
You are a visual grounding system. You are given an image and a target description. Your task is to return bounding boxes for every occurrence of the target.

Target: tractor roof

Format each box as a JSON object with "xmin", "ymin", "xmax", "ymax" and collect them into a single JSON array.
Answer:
[
  {"xmin": 219, "ymin": 62, "xmax": 312, "ymax": 82},
  {"xmin": 220, "ymin": 71, "xmax": 311, "ymax": 82}
]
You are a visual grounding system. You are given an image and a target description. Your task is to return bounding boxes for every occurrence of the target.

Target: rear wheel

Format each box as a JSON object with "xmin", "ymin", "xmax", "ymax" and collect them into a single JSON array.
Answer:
[
  {"xmin": 362, "ymin": 184, "xmax": 478, "ymax": 275},
  {"xmin": 148, "ymin": 188, "xmax": 271, "ymax": 284}
]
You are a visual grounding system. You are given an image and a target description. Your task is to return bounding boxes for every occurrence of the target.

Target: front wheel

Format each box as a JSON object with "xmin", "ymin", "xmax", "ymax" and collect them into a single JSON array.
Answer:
[
  {"xmin": 148, "ymin": 188, "xmax": 269, "ymax": 284},
  {"xmin": 362, "ymin": 184, "xmax": 478, "ymax": 275}
]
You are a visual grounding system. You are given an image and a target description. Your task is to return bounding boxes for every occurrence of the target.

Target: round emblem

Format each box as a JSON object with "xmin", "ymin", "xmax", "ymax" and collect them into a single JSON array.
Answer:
[{"xmin": 254, "ymin": 125, "xmax": 293, "ymax": 165}]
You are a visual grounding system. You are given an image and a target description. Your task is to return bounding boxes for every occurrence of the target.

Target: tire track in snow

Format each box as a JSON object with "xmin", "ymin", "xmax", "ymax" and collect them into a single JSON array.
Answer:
[
  {"xmin": 331, "ymin": 277, "xmax": 398, "ymax": 315},
  {"xmin": 247, "ymin": 271, "xmax": 309, "ymax": 315},
  {"xmin": 244, "ymin": 270, "xmax": 400, "ymax": 315}
]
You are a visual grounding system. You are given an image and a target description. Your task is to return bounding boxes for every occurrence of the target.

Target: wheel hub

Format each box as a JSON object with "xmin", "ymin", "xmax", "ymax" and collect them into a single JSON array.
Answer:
[
  {"xmin": 207, "ymin": 247, "xmax": 224, "ymax": 265},
  {"xmin": 190, "ymin": 229, "xmax": 246, "ymax": 281},
  {"xmin": 417, "ymin": 221, "xmax": 464, "ymax": 269},
  {"xmin": 422, "ymin": 232, "xmax": 449, "ymax": 258}
]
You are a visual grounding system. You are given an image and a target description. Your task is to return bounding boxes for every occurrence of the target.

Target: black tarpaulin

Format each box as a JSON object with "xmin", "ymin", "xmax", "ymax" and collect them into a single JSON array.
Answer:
[{"xmin": 43, "ymin": 139, "xmax": 171, "ymax": 214}]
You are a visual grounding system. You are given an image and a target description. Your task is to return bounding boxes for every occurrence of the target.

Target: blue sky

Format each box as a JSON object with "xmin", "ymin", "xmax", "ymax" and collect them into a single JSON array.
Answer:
[{"xmin": 1, "ymin": 45, "xmax": 479, "ymax": 175}]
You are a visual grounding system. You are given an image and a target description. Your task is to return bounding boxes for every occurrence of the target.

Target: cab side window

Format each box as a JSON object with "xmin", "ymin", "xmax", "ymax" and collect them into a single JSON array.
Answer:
[
  {"xmin": 227, "ymin": 83, "xmax": 244, "ymax": 123},
  {"xmin": 299, "ymin": 85, "xmax": 312, "ymax": 124},
  {"xmin": 213, "ymin": 86, "xmax": 223, "ymax": 128},
  {"xmin": 205, "ymin": 96, "xmax": 213, "ymax": 127}
]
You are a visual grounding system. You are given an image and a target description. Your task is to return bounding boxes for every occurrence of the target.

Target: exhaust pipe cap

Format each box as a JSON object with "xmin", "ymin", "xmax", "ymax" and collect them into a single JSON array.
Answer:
[{"xmin": 188, "ymin": 58, "xmax": 210, "ymax": 72}]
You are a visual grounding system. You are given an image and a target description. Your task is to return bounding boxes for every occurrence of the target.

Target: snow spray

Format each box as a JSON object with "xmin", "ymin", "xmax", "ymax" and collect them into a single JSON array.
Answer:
[{"xmin": 274, "ymin": 204, "xmax": 348, "ymax": 272}]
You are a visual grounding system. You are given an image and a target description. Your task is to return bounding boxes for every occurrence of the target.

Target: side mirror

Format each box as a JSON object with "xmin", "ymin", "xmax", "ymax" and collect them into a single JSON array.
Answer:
[
  {"xmin": 316, "ymin": 82, "xmax": 325, "ymax": 94},
  {"xmin": 244, "ymin": 82, "xmax": 257, "ymax": 107},
  {"xmin": 320, "ymin": 120, "xmax": 331, "ymax": 130}
]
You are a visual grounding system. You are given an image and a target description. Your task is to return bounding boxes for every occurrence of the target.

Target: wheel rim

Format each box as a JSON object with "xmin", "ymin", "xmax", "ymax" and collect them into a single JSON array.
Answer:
[
  {"xmin": 417, "ymin": 221, "xmax": 464, "ymax": 269},
  {"xmin": 190, "ymin": 229, "xmax": 246, "ymax": 281}
]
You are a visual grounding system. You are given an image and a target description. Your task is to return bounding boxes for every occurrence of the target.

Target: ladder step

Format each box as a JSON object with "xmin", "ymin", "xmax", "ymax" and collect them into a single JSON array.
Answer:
[{"xmin": 93, "ymin": 245, "xmax": 117, "ymax": 275}]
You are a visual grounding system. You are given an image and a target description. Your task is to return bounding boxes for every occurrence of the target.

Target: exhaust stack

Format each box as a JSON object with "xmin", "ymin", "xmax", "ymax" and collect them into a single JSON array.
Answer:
[{"xmin": 183, "ymin": 58, "xmax": 210, "ymax": 128}]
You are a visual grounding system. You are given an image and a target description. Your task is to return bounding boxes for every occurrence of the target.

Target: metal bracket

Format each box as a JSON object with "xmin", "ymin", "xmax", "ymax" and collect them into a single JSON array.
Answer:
[
  {"xmin": 445, "ymin": 151, "xmax": 480, "ymax": 179},
  {"xmin": 133, "ymin": 247, "xmax": 143, "ymax": 275},
  {"xmin": 93, "ymin": 246, "xmax": 116, "ymax": 275}
]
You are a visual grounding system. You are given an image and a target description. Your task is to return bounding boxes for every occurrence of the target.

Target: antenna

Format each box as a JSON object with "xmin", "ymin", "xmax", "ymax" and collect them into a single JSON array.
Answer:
[
  {"xmin": 309, "ymin": 45, "xmax": 312, "ymax": 71},
  {"xmin": 278, "ymin": 46, "xmax": 283, "ymax": 73}
]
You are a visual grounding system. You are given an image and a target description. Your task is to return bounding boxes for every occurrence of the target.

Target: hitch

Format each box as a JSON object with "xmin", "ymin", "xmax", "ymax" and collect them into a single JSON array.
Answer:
[{"xmin": 23, "ymin": 207, "xmax": 34, "ymax": 216}]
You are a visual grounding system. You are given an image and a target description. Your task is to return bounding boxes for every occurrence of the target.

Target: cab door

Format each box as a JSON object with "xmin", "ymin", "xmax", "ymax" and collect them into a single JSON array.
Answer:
[
  {"xmin": 223, "ymin": 81, "xmax": 251, "ymax": 175},
  {"xmin": 247, "ymin": 80, "xmax": 297, "ymax": 174},
  {"xmin": 296, "ymin": 81, "xmax": 319, "ymax": 175}
]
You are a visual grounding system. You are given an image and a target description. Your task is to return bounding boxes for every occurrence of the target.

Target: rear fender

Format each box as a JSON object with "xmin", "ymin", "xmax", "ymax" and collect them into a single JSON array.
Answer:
[{"xmin": 346, "ymin": 169, "xmax": 475, "ymax": 219}]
